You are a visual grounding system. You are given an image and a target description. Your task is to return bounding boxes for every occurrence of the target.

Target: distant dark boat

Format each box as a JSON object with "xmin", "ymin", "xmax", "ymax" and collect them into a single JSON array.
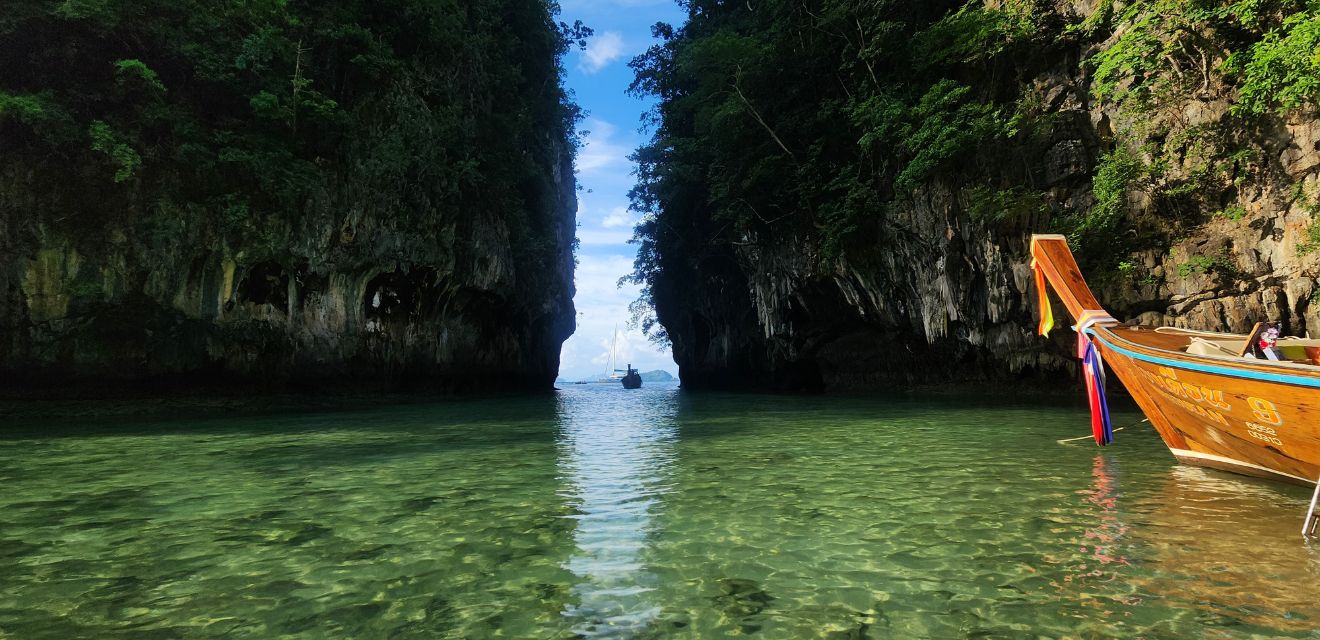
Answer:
[{"xmin": 620, "ymin": 364, "xmax": 642, "ymax": 389}]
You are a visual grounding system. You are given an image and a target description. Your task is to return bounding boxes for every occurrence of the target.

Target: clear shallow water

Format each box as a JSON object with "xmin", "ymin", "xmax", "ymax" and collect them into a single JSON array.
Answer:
[{"xmin": 2, "ymin": 383, "xmax": 1319, "ymax": 639}]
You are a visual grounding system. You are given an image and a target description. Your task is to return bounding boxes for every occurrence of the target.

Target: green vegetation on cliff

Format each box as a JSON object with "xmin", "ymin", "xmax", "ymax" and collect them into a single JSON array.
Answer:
[
  {"xmin": 1, "ymin": 0, "xmax": 586, "ymax": 267},
  {"xmin": 1086, "ymin": 0, "xmax": 1320, "ymax": 116},
  {"xmin": 627, "ymin": 0, "xmax": 1319, "ymax": 274},
  {"xmin": 624, "ymin": 0, "xmax": 1051, "ymax": 346},
  {"xmin": 0, "ymin": 0, "xmax": 587, "ymax": 387},
  {"xmin": 626, "ymin": 0, "xmax": 1038, "ymax": 253},
  {"xmin": 1067, "ymin": 0, "xmax": 1320, "ymax": 262},
  {"xmin": 624, "ymin": 0, "xmax": 1320, "ymax": 388}
]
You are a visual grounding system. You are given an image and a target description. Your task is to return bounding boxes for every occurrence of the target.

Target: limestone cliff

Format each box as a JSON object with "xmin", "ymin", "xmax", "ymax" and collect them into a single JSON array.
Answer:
[
  {"xmin": 629, "ymin": 0, "xmax": 1320, "ymax": 391},
  {"xmin": 0, "ymin": 1, "xmax": 578, "ymax": 394},
  {"xmin": 0, "ymin": 158, "xmax": 577, "ymax": 393}
]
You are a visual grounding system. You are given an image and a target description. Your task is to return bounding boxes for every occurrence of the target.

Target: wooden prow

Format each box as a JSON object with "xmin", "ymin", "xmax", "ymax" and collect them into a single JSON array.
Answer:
[{"xmin": 1029, "ymin": 234, "xmax": 1113, "ymax": 324}]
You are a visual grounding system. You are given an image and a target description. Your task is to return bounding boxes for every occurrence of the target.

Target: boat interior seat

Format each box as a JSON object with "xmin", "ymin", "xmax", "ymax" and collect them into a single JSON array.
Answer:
[
  {"xmin": 1185, "ymin": 337, "xmax": 1248, "ymax": 357},
  {"xmin": 1185, "ymin": 336, "xmax": 1320, "ymax": 361},
  {"xmin": 1277, "ymin": 339, "xmax": 1320, "ymax": 362},
  {"xmin": 1276, "ymin": 338, "xmax": 1320, "ymax": 347}
]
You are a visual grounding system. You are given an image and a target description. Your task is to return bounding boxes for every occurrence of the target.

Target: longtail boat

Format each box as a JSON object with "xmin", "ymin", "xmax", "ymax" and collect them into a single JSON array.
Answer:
[{"xmin": 1029, "ymin": 234, "xmax": 1320, "ymax": 491}]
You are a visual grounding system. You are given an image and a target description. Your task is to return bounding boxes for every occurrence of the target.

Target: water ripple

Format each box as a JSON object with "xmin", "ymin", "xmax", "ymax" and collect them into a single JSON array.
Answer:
[
  {"xmin": 0, "ymin": 386, "xmax": 1316, "ymax": 638},
  {"xmin": 556, "ymin": 384, "xmax": 680, "ymax": 638}
]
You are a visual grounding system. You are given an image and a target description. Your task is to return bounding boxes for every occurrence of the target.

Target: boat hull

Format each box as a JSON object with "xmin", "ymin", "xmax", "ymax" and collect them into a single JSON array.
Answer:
[
  {"xmin": 1029, "ymin": 233, "xmax": 1320, "ymax": 487},
  {"xmin": 1095, "ymin": 326, "xmax": 1320, "ymax": 485}
]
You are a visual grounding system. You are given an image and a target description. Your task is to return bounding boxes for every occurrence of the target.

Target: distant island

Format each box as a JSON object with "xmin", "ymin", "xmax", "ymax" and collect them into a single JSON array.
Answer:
[{"xmin": 555, "ymin": 370, "xmax": 676, "ymax": 385}]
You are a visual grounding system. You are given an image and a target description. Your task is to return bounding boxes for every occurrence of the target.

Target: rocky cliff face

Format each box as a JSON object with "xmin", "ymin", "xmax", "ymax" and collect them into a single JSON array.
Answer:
[
  {"xmin": 658, "ymin": 188, "xmax": 1063, "ymax": 391},
  {"xmin": 1092, "ymin": 114, "xmax": 1320, "ymax": 339},
  {"xmin": 0, "ymin": 156, "xmax": 577, "ymax": 393},
  {"xmin": 0, "ymin": 1, "xmax": 578, "ymax": 394},
  {"xmin": 636, "ymin": 0, "xmax": 1320, "ymax": 391}
]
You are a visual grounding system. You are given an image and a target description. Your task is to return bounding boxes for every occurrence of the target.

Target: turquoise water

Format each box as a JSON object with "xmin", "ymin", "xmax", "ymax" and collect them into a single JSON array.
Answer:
[{"xmin": 2, "ymin": 383, "xmax": 1318, "ymax": 639}]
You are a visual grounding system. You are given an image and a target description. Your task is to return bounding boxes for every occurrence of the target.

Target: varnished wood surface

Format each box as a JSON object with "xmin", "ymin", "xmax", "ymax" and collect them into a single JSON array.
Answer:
[
  {"xmin": 1030, "ymin": 234, "xmax": 1320, "ymax": 486},
  {"xmin": 1030, "ymin": 235, "xmax": 1106, "ymax": 318},
  {"xmin": 1105, "ymin": 326, "xmax": 1192, "ymax": 351},
  {"xmin": 1107, "ymin": 326, "xmax": 1320, "ymax": 379},
  {"xmin": 1097, "ymin": 330, "xmax": 1320, "ymax": 484}
]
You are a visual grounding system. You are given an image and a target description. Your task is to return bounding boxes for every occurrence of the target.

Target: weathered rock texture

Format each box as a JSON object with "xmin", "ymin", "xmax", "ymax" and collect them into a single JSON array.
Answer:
[
  {"xmin": 0, "ymin": 2, "xmax": 578, "ymax": 394},
  {"xmin": 0, "ymin": 166, "xmax": 578, "ymax": 393},
  {"xmin": 646, "ymin": 1, "xmax": 1320, "ymax": 391},
  {"xmin": 0, "ymin": 168, "xmax": 577, "ymax": 394},
  {"xmin": 661, "ymin": 192, "xmax": 1066, "ymax": 391}
]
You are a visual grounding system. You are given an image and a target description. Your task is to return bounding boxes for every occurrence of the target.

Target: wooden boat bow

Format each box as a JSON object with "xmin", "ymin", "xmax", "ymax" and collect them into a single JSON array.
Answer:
[
  {"xmin": 1029, "ymin": 234, "xmax": 1320, "ymax": 492},
  {"xmin": 1030, "ymin": 234, "xmax": 1111, "ymax": 326}
]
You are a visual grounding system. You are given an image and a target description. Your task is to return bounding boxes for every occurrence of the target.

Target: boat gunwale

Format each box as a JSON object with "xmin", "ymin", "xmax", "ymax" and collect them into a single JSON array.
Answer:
[{"xmin": 1091, "ymin": 324, "xmax": 1320, "ymax": 386}]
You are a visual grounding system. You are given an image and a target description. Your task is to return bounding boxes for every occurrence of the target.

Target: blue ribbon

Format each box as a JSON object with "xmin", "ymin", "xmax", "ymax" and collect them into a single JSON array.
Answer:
[{"xmin": 1082, "ymin": 337, "xmax": 1113, "ymax": 446}]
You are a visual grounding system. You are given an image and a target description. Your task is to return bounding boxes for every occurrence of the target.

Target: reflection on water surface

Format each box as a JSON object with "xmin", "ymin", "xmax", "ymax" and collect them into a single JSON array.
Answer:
[
  {"xmin": 557, "ymin": 384, "xmax": 678, "ymax": 637},
  {"xmin": 1, "ymin": 384, "xmax": 1317, "ymax": 638}
]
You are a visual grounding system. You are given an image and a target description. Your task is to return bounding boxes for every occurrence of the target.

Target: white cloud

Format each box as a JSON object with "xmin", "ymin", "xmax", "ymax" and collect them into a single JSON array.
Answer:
[
  {"xmin": 583, "ymin": 325, "xmax": 659, "ymax": 373},
  {"xmin": 559, "ymin": 253, "xmax": 672, "ymax": 380},
  {"xmin": 572, "ymin": 255, "xmax": 635, "ymax": 307},
  {"xmin": 601, "ymin": 207, "xmax": 634, "ymax": 229},
  {"xmin": 578, "ymin": 31, "xmax": 625, "ymax": 74},
  {"xmin": 588, "ymin": 326, "xmax": 654, "ymax": 372},
  {"xmin": 561, "ymin": 0, "xmax": 673, "ymax": 10},
  {"xmin": 575, "ymin": 192, "xmax": 641, "ymax": 246},
  {"xmin": 577, "ymin": 228, "xmax": 634, "ymax": 246},
  {"xmin": 579, "ymin": 253, "xmax": 633, "ymax": 270},
  {"xmin": 575, "ymin": 118, "xmax": 632, "ymax": 177}
]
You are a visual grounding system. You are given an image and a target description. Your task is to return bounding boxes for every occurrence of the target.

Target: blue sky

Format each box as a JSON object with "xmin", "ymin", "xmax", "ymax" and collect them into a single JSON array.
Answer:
[{"xmin": 555, "ymin": 0, "xmax": 686, "ymax": 381}]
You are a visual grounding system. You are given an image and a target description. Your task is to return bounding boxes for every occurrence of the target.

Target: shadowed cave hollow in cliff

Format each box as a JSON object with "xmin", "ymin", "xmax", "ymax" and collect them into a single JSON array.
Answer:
[
  {"xmin": 235, "ymin": 261, "xmax": 289, "ymax": 312},
  {"xmin": 363, "ymin": 268, "xmax": 440, "ymax": 332}
]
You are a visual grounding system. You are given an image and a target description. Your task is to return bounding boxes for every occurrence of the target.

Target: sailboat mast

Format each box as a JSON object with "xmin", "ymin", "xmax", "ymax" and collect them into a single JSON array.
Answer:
[{"xmin": 609, "ymin": 324, "xmax": 618, "ymax": 373}]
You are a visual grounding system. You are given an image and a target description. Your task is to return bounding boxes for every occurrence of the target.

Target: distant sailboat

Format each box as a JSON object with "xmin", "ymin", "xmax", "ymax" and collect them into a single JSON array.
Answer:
[
  {"xmin": 597, "ymin": 325, "xmax": 626, "ymax": 383},
  {"xmin": 594, "ymin": 326, "xmax": 642, "ymax": 388}
]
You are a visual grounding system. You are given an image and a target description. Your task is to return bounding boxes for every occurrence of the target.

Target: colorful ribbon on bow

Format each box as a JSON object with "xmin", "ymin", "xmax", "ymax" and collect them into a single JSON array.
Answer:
[
  {"xmin": 1076, "ymin": 310, "xmax": 1117, "ymax": 446},
  {"xmin": 1031, "ymin": 256, "xmax": 1055, "ymax": 337},
  {"xmin": 1032, "ymin": 257, "xmax": 1116, "ymax": 446}
]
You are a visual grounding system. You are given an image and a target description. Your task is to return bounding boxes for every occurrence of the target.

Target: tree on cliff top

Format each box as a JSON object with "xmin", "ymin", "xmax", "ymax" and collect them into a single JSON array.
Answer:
[
  {"xmin": 623, "ymin": 0, "xmax": 1039, "ymax": 343},
  {"xmin": 624, "ymin": 0, "xmax": 1320, "ymax": 345},
  {"xmin": 0, "ymin": 0, "xmax": 587, "ymax": 276}
]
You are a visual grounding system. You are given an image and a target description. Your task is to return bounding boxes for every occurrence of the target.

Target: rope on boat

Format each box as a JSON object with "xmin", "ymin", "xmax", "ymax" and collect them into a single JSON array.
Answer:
[
  {"xmin": 1188, "ymin": 337, "xmax": 1241, "ymax": 356},
  {"xmin": 1155, "ymin": 325, "xmax": 1304, "ymax": 341},
  {"xmin": 1055, "ymin": 419, "xmax": 1147, "ymax": 445},
  {"xmin": 1153, "ymin": 326, "xmax": 1246, "ymax": 337}
]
